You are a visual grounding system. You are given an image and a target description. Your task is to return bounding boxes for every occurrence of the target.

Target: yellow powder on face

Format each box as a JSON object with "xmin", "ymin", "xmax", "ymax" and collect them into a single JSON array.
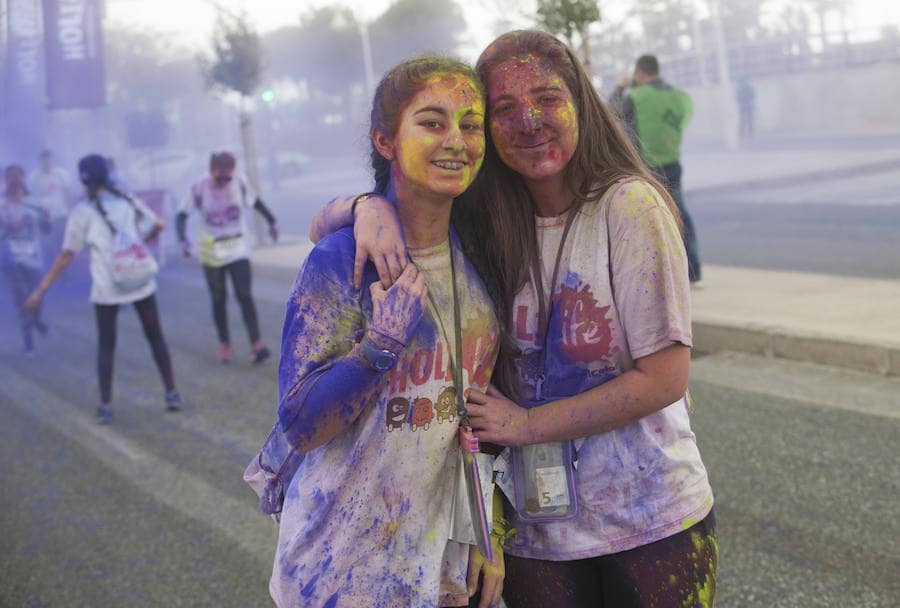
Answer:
[{"xmin": 394, "ymin": 72, "xmax": 485, "ymax": 194}]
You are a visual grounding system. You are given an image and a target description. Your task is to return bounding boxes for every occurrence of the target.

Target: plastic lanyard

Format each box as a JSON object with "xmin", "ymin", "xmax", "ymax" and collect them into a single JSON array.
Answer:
[
  {"xmin": 424, "ymin": 233, "xmax": 467, "ymax": 421},
  {"xmin": 529, "ymin": 204, "xmax": 580, "ymax": 402},
  {"xmin": 423, "ymin": 233, "xmax": 493, "ymax": 561}
]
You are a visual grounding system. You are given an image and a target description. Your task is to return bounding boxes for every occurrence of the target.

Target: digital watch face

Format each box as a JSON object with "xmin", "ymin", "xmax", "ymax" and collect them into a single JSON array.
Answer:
[
  {"xmin": 372, "ymin": 353, "xmax": 395, "ymax": 372},
  {"xmin": 362, "ymin": 339, "xmax": 397, "ymax": 372}
]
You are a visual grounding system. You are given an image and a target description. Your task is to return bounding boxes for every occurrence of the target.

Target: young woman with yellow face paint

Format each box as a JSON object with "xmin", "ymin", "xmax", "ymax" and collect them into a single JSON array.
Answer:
[
  {"xmin": 251, "ymin": 56, "xmax": 506, "ymax": 608},
  {"xmin": 311, "ymin": 30, "xmax": 718, "ymax": 608}
]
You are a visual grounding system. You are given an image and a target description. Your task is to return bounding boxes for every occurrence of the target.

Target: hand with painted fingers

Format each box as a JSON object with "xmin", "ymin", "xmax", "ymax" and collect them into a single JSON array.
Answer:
[
  {"xmin": 466, "ymin": 385, "xmax": 533, "ymax": 447},
  {"xmin": 352, "ymin": 194, "xmax": 408, "ymax": 289},
  {"xmin": 467, "ymin": 535, "xmax": 504, "ymax": 608},
  {"xmin": 367, "ymin": 262, "xmax": 428, "ymax": 351}
]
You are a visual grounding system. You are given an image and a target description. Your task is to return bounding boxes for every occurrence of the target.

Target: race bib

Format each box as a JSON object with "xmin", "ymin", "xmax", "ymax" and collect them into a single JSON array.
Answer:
[
  {"xmin": 535, "ymin": 465, "xmax": 570, "ymax": 508},
  {"xmin": 212, "ymin": 235, "xmax": 244, "ymax": 260}
]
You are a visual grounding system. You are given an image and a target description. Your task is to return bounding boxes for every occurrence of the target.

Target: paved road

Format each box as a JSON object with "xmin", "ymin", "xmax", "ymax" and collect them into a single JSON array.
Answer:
[
  {"xmin": 689, "ymin": 165, "xmax": 900, "ymax": 280},
  {"xmin": 262, "ymin": 159, "xmax": 900, "ymax": 281},
  {"xmin": 1, "ymin": 266, "xmax": 898, "ymax": 607}
]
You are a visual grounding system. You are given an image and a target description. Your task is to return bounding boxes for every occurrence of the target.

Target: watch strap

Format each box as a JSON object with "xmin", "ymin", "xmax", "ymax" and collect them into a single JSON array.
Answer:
[{"xmin": 351, "ymin": 192, "xmax": 379, "ymax": 218}]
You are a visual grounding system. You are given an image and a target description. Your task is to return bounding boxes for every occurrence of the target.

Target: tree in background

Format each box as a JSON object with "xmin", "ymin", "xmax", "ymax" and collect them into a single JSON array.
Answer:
[
  {"xmin": 266, "ymin": 7, "xmax": 366, "ymax": 154},
  {"xmin": 259, "ymin": 0, "xmax": 466, "ymax": 160},
  {"xmin": 368, "ymin": 0, "xmax": 465, "ymax": 75},
  {"xmin": 536, "ymin": 0, "xmax": 601, "ymax": 76},
  {"xmin": 199, "ymin": 10, "xmax": 268, "ymax": 241},
  {"xmin": 720, "ymin": 0, "xmax": 768, "ymax": 44},
  {"xmin": 801, "ymin": 0, "xmax": 851, "ymax": 50},
  {"xmin": 266, "ymin": 7, "xmax": 363, "ymax": 99},
  {"xmin": 482, "ymin": 0, "xmax": 539, "ymax": 40},
  {"xmin": 629, "ymin": 0, "xmax": 695, "ymax": 58}
]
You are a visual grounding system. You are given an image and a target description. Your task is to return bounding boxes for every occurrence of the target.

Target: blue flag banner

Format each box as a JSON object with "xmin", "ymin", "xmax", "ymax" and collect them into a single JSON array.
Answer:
[
  {"xmin": 3, "ymin": 0, "xmax": 46, "ymax": 158},
  {"xmin": 42, "ymin": 0, "xmax": 106, "ymax": 109}
]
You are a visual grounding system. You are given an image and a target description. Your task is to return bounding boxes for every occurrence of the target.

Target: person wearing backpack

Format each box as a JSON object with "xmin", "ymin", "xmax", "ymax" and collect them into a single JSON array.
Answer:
[
  {"xmin": 245, "ymin": 56, "xmax": 506, "ymax": 608},
  {"xmin": 176, "ymin": 151, "xmax": 278, "ymax": 365},
  {"xmin": 25, "ymin": 154, "xmax": 182, "ymax": 424}
]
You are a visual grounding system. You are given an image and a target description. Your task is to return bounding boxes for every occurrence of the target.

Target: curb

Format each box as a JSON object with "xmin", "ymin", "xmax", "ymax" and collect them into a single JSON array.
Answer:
[
  {"xmin": 693, "ymin": 319, "xmax": 900, "ymax": 377},
  {"xmin": 686, "ymin": 158, "xmax": 900, "ymax": 197}
]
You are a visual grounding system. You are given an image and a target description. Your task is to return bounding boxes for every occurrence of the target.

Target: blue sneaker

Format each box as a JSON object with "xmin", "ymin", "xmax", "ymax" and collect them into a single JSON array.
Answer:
[
  {"xmin": 165, "ymin": 390, "xmax": 182, "ymax": 412},
  {"xmin": 96, "ymin": 405, "xmax": 113, "ymax": 425},
  {"xmin": 252, "ymin": 345, "xmax": 271, "ymax": 365}
]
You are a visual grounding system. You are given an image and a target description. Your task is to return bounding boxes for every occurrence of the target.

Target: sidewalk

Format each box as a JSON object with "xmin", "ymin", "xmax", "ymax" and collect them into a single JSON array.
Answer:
[
  {"xmin": 692, "ymin": 266, "xmax": 900, "ymax": 376},
  {"xmin": 252, "ymin": 138, "xmax": 900, "ymax": 377}
]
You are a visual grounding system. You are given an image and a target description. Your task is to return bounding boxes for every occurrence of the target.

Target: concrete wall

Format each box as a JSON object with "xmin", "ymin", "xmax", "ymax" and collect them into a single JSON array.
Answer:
[{"xmin": 683, "ymin": 62, "xmax": 900, "ymax": 144}]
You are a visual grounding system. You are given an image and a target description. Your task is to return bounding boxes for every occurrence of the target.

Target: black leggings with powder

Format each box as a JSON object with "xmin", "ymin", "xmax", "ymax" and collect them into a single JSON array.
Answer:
[
  {"xmin": 502, "ymin": 509, "xmax": 718, "ymax": 608},
  {"xmin": 94, "ymin": 293, "xmax": 175, "ymax": 404}
]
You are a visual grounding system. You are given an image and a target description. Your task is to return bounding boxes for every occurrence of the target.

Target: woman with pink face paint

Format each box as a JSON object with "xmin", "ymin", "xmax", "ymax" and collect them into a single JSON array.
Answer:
[
  {"xmin": 310, "ymin": 31, "xmax": 717, "ymax": 607},
  {"xmin": 249, "ymin": 56, "xmax": 507, "ymax": 608}
]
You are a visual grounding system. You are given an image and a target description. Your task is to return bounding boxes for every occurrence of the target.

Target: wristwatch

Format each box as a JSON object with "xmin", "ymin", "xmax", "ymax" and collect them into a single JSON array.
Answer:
[{"xmin": 360, "ymin": 336, "xmax": 398, "ymax": 372}]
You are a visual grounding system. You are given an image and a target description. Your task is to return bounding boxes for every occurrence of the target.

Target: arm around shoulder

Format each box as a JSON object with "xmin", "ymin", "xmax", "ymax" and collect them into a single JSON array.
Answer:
[{"xmin": 308, "ymin": 195, "xmax": 356, "ymax": 243}]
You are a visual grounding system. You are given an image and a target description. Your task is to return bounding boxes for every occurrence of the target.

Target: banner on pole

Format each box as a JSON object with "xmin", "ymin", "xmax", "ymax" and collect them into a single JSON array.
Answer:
[
  {"xmin": 42, "ymin": 0, "xmax": 106, "ymax": 109},
  {"xmin": 3, "ymin": 0, "xmax": 46, "ymax": 158}
]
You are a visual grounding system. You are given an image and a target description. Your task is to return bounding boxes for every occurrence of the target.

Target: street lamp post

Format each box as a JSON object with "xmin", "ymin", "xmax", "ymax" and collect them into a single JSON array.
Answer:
[
  {"xmin": 357, "ymin": 18, "xmax": 375, "ymax": 99},
  {"xmin": 708, "ymin": 0, "xmax": 739, "ymax": 150}
]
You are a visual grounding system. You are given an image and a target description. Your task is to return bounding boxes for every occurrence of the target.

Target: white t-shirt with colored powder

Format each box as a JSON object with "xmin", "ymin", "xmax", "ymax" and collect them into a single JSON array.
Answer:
[
  {"xmin": 270, "ymin": 229, "xmax": 499, "ymax": 608},
  {"xmin": 63, "ymin": 193, "xmax": 159, "ymax": 305},
  {"xmin": 0, "ymin": 198, "xmax": 47, "ymax": 269},
  {"xmin": 179, "ymin": 175, "xmax": 257, "ymax": 267},
  {"xmin": 498, "ymin": 179, "xmax": 714, "ymax": 561},
  {"xmin": 28, "ymin": 167, "xmax": 71, "ymax": 219}
]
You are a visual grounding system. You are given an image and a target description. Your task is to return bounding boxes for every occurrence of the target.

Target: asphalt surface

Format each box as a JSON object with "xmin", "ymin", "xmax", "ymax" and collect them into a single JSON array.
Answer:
[
  {"xmin": 259, "ymin": 151, "xmax": 900, "ymax": 281},
  {"xmin": 689, "ymin": 165, "xmax": 900, "ymax": 280},
  {"xmin": 2, "ymin": 260, "xmax": 899, "ymax": 607},
  {"xmin": 690, "ymin": 353, "xmax": 900, "ymax": 607}
]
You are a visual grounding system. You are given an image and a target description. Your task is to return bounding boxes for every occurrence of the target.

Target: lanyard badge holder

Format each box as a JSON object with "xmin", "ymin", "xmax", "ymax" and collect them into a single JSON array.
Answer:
[
  {"xmin": 510, "ymin": 205, "xmax": 581, "ymax": 523},
  {"xmin": 428, "ymin": 234, "xmax": 493, "ymax": 562},
  {"xmin": 510, "ymin": 433, "xmax": 578, "ymax": 522}
]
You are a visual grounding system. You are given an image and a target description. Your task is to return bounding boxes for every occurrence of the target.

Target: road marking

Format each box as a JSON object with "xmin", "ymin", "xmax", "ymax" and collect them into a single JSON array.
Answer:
[
  {"xmin": 4, "ymin": 367, "xmax": 278, "ymax": 567},
  {"xmin": 15, "ymin": 316, "xmax": 275, "ymax": 460}
]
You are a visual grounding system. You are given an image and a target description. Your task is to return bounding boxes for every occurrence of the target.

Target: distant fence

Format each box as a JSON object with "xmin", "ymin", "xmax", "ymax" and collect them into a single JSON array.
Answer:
[{"xmin": 595, "ymin": 30, "xmax": 900, "ymax": 90}]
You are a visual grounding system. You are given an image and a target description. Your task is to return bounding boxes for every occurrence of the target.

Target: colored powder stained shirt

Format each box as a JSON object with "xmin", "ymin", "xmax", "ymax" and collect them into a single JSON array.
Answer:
[
  {"xmin": 63, "ymin": 193, "xmax": 159, "ymax": 305},
  {"xmin": 629, "ymin": 80, "xmax": 693, "ymax": 167},
  {"xmin": 27, "ymin": 167, "xmax": 71, "ymax": 219},
  {"xmin": 0, "ymin": 198, "xmax": 49, "ymax": 269},
  {"xmin": 271, "ymin": 228, "xmax": 499, "ymax": 608},
  {"xmin": 178, "ymin": 175, "xmax": 257, "ymax": 267},
  {"xmin": 500, "ymin": 179, "xmax": 713, "ymax": 561}
]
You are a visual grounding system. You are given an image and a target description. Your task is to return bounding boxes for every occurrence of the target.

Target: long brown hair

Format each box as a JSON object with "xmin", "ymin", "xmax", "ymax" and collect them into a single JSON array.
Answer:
[{"xmin": 453, "ymin": 30, "xmax": 682, "ymax": 396}]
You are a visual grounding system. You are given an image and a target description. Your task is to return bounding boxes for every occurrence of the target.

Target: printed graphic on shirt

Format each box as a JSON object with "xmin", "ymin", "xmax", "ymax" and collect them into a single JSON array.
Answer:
[
  {"xmin": 381, "ymin": 310, "xmax": 494, "ymax": 432},
  {"xmin": 385, "ymin": 386, "xmax": 458, "ymax": 431},
  {"xmin": 1, "ymin": 207, "xmax": 44, "ymax": 268},
  {"xmin": 190, "ymin": 178, "xmax": 246, "ymax": 236},
  {"xmin": 200, "ymin": 201, "xmax": 242, "ymax": 228},
  {"xmin": 514, "ymin": 270, "xmax": 618, "ymax": 363}
]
